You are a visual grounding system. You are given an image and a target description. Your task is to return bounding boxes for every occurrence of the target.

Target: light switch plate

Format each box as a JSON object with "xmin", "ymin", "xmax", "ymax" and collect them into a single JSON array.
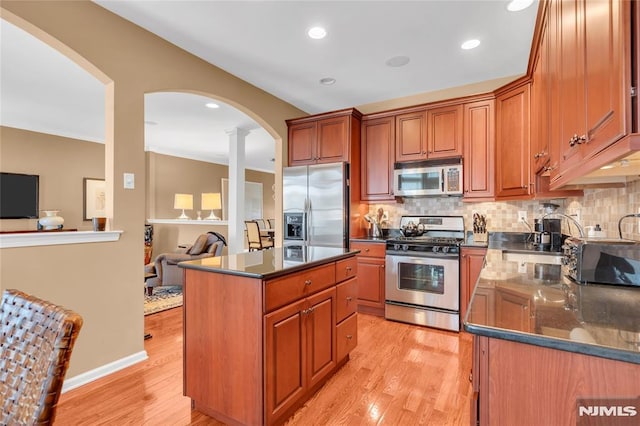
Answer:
[{"xmin": 123, "ymin": 172, "xmax": 135, "ymax": 189}]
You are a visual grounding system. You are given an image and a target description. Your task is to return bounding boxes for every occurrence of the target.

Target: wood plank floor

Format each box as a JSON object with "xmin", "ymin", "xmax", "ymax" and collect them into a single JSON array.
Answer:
[{"xmin": 55, "ymin": 307, "xmax": 473, "ymax": 425}]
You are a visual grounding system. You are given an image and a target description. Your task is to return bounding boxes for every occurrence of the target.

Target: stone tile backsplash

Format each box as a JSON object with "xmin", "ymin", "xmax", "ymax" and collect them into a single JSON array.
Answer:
[{"xmin": 367, "ymin": 179, "xmax": 640, "ymax": 240}]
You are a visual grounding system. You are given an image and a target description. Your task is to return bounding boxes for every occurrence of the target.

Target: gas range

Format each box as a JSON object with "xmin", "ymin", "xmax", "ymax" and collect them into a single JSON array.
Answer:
[{"xmin": 386, "ymin": 215, "xmax": 465, "ymax": 256}]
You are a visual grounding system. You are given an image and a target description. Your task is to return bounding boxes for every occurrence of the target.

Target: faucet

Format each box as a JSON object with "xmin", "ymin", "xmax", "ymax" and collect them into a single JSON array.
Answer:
[{"xmin": 541, "ymin": 212, "xmax": 585, "ymax": 238}]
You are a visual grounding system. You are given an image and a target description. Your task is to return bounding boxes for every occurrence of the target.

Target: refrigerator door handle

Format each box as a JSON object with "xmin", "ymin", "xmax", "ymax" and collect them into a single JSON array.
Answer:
[{"xmin": 306, "ymin": 198, "xmax": 312, "ymax": 246}]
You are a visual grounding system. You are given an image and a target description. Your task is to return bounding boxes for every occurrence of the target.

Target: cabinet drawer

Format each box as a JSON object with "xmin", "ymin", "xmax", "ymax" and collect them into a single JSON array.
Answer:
[
  {"xmin": 336, "ymin": 313, "xmax": 358, "ymax": 361},
  {"xmin": 351, "ymin": 241, "xmax": 386, "ymax": 258},
  {"xmin": 265, "ymin": 263, "xmax": 336, "ymax": 313},
  {"xmin": 336, "ymin": 277, "xmax": 358, "ymax": 323},
  {"xmin": 335, "ymin": 257, "xmax": 357, "ymax": 282}
]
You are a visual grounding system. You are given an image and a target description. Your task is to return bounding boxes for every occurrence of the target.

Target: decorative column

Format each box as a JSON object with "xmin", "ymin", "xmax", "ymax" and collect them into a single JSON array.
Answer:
[{"xmin": 226, "ymin": 128, "xmax": 249, "ymax": 254}]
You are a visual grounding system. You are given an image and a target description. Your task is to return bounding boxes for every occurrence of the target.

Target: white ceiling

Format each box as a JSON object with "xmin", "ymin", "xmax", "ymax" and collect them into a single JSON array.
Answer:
[{"xmin": 1, "ymin": 1, "xmax": 539, "ymax": 173}]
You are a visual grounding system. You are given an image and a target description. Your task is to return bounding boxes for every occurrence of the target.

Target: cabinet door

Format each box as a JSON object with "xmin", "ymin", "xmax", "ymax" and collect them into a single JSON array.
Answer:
[
  {"xmin": 463, "ymin": 100, "xmax": 495, "ymax": 199},
  {"xmin": 460, "ymin": 248, "xmax": 487, "ymax": 324},
  {"xmin": 264, "ymin": 299, "xmax": 307, "ymax": 425},
  {"xmin": 356, "ymin": 256, "xmax": 385, "ymax": 309},
  {"xmin": 395, "ymin": 110, "xmax": 427, "ymax": 162},
  {"xmin": 288, "ymin": 121, "xmax": 317, "ymax": 166},
  {"xmin": 336, "ymin": 277, "xmax": 358, "ymax": 323},
  {"xmin": 582, "ymin": 0, "xmax": 626, "ymax": 158},
  {"xmin": 531, "ymin": 16, "xmax": 551, "ymax": 174},
  {"xmin": 427, "ymin": 104, "xmax": 463, "ymax": 158},
  {"xmin": 495, "ymin": 288, "xmax": 534, "ymax": 333},
  {"xmin": 496, "ymin": 83, "xmax": 531, "ymax": 198},
  {"xmin": 306, "ymin": 287, "xmax": 336, "ymax": 389},
  {"xmin": 557, "ymin": 0, "xmax": 584, "ymax": 172},
  {"xmin": 317, "ymin": 116, "xmax": 349, "ymax": 163},
  {"xmin": 361, "ymin": 117, "xmax": 395, "ymax": 201}
]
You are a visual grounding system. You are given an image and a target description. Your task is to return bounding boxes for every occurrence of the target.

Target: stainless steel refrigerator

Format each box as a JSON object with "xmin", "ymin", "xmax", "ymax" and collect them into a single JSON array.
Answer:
[{"xmin": 283, "ymin": 162, "xmax": 349, "ymax": 248}]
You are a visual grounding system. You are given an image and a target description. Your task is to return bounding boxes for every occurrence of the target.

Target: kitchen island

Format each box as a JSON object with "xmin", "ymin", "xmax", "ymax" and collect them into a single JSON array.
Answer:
[
  {"xmin": 464, "ymin": 249, "xmax": 640, "ymax": 425},
  {"xmin": 179, "ymin": 246, "xmax": 359, "ymax": 426}
]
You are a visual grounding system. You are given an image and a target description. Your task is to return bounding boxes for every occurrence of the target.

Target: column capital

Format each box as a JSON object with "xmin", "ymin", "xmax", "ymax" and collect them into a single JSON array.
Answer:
[{"xmin": 225, "ymin": 127, "xmax": 250, "ymax": 138}]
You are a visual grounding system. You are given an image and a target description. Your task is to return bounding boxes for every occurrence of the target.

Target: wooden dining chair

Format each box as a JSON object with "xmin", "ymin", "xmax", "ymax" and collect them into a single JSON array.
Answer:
[
  {"xmin": 254, "ymin": 218, "xmax": 267, "ymax": 229},
  {"xmin": 267, "ymin": 218, "xmax": 275, "ymax": 229},
  {"xmin": 0, "ymin": 289, "xmax": 83, "ymax": 425},
  {"xmin": 245, "ymin": 220, "xmax": 273, "ymax": 251}
]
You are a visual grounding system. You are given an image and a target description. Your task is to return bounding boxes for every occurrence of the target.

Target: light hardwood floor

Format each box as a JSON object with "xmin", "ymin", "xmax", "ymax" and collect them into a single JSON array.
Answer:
[{"xmin": 56, "ymin": 307, "xmax": 473, "ymax": 425}]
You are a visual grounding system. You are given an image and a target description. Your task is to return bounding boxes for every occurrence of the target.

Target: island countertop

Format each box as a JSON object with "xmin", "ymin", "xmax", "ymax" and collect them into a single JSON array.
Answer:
[
  {"xmin": 179, "ymin": 246, "xmax": 359, "ymax": 280},
  {"xmin": 464, "ymin": 249, "xmax": 640, "ymax": 365}
]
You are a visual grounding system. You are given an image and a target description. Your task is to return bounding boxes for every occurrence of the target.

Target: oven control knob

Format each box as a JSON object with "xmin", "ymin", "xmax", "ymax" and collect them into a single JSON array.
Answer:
[
  {"xmin": 442, "ymin": 246, "xmax": 450, "ymax": 253},
  {"xmin": 393, "ymin": 244, "xmax": 401, "ymax": 251},
  {"xmin": 402, "ymin": 244, "xmax": 409, "ymax": 251},
  {"xmin": 432, "ymin": 246, "xmax": 440, "ymax": 253}
]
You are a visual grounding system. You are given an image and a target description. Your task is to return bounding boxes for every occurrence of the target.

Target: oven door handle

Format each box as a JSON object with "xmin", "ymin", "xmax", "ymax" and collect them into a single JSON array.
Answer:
[{"xmin": 386, "ymin": 252, "xmax": 460, "ymax": 260}]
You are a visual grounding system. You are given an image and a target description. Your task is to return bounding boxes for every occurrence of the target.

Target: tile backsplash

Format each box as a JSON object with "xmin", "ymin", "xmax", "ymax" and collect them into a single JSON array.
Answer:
[{"xmin": 366, "ymin": 179, "xmax": 640, "ymax": 241}]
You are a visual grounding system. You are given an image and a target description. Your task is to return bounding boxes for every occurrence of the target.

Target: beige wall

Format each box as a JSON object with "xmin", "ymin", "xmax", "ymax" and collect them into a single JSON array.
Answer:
[
  {"xmin": 0, "ymin": 126, "xmax": 105, "ymax": 232},
  {"xmin": 0, "ymin": 0, "xmax": 304, "ymax": 379}
]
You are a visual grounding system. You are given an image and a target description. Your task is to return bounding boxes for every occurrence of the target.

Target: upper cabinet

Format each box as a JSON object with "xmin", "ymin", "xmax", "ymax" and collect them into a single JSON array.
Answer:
[
  {"xmin": 427, "ymin": 104, "xmax": 463, "ymax": 159},
  {"xmin": 361, "ymin": 116, "xmax": 395, "ymax": 201},
  {"xmin": 395, "ymin": 110, "xmax": 427, "ymax": 162},
  {"xmin": 551, "ymin": 0, "xmax": 629, "ymax": 186},
  {"xmin": 531, "ymin": 10, "xmax": 550, "ymax": 174},
  {"xmin": 287, "ymin": 109, "xmax": 362, "ymax": 166},
  {"xmin": 463, "ymin": 99, "xmax": 495, "ymax": 200},
  {"xmin": 496, "ymin": 82, "xmax": 532, "ymax": 199}
]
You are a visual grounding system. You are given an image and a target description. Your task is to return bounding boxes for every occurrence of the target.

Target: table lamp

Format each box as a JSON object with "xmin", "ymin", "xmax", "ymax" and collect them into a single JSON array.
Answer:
[
  {"xmin": 201, "ymin": 192, "xmax": 222, "ymax": 220},
  {"xmin": 174, "ymin": 193, "xmax": 193, "ymax": 219}
]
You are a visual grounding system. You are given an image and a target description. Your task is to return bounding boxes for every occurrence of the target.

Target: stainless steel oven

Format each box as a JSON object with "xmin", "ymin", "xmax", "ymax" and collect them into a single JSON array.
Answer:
[{"xmin": 385, "ymin": 216, "xmax": 463, "ymax": 331}]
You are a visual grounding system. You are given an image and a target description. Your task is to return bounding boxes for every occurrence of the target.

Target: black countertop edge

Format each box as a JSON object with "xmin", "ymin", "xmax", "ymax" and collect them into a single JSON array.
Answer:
[
  {"xmin": 463, "ymin": 323, "xmax": 640, "ymax": 365},
  {"xmin": 179, "ymin": 250, "xmax": 360, "ymax": 280}
]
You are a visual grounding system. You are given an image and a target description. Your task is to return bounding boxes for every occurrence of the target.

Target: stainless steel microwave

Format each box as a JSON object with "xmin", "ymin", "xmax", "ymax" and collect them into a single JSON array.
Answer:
[{"xmin": 393, "ymin": 162, "xmax": 463, "ymax": 196}]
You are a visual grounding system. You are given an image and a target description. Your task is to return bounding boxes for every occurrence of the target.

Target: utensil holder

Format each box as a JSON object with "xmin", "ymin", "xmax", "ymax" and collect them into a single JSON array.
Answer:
[{"xmin": 473, "ymin": 232, "xmax": 488, "ymax": 243}]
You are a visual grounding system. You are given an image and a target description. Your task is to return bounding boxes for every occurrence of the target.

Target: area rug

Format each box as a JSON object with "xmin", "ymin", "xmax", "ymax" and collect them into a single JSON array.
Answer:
[{"xmin": 144, "ymin": 285, "xmax": 182, "ymax": 316}]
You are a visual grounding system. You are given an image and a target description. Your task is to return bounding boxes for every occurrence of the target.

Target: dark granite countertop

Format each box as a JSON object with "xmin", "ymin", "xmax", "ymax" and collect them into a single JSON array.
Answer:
[
  {"xmin": 179, "ymin": 246, "xmax": 359, "ymax": 280},
  {"xmin": 464, "ymin": 249, "xmax": 640, "ymax": 365},
  {"xmin": 350, "ymin": 237, "xmax": 387, "ymax": 243}
]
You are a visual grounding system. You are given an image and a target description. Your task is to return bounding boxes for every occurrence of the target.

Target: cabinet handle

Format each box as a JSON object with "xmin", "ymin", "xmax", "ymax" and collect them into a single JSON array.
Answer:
[
  {"xmin": 302, "ymin": 308, "xmax": 309, "ymax": 315},
  {"xmin": 522, "ymin": 185, "xmax": 528, "ymax": 189},
  {"xmin": 346, "ymin": 334, "xmax": 353, "ymax": 340},
  {"xmin": 533, "ymin": 152, "xmax": 541, "ymax": 159},
  {"xmin": 346, "ymin": 296, "xmax": 353, "ymax": 302},
  {"xmin": 569, "ymin": 134, "xmax": 586, "ymax": 147},
  {"xmin": 345, "ymin": 266, "xmax": 352, "ymax": 272},
  {"xmin": 380, "ymin": 264, "xmax": 385, "ymax": 269},
  {"xmin": 364, "ymin": 248, "xmax": 370, "ymax": 252},
  {"xmin": 304, "ymin": 279, "xmax": 312, "ymax": 286},
  {"xmin": 469, "ymin": 373, "xmax": 473, "ymax": 382}
]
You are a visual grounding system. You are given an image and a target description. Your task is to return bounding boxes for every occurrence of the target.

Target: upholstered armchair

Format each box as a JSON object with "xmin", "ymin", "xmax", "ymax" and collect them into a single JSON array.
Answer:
[{"xmin": 145, "ymin": 233, "xmax": 225, "ymax": 293}]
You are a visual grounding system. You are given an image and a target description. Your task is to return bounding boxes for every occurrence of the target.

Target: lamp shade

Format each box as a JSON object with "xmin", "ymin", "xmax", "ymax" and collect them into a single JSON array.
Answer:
[
  {"xmin": 174, "ymin": 193, "xmax": 193, "ymax": 210},
  {"xmin": 201, "ymin": 193, "xmax": 221, "ymax": 210}
]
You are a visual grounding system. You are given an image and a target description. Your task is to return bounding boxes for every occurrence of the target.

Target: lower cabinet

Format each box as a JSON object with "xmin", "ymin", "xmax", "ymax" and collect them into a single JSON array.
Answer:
[
  {"xmin": 350, "ymin": 241, "xmax": 386, "ymax": 316},
  {"xmin": 471, "ymin": 335, "xmax": 640, "ymax": 425},
  {"xmin": 460, "ymin": 247, "xmax": 487, "ymax": 326},
  {"xmin": 264, "ymin": 286, "xmax": 337, "ymax": 425}
]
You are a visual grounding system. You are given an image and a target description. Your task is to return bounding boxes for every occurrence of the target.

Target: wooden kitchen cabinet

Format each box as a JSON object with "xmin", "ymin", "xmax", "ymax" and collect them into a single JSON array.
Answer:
[
  {"xmin": 460, "ymin": 247, "xmax": 487, "ymax": 325},
  {"xmin": 350, "ymin": 240, "xmax": 385, "ymax": 316},
  {"xmin": 361, "ymin": 116, "xmax": 395, "ymax": 201},
  {"xmin": 286, "ymin": 108, "xmax": 362, "ymax": 166},
  {"xmin": 551, "ymin": 0, "xmax": 628, "ymax": 185},
  {"xmin": 265, "ymin": 286, "xmax": 336, "ymax": 424},
  {"xmin": 471, "ymin": 335, "xmax": 640, "ymax": 425},
  {"xmin": 495, "ymin": 287, "xmax": 534, "ymax": 333},
  {"xmin": 462, "ymin": 100, "xmax": 495, "ymax": 200},
  {"xmin": 184, "ymin": 253, "xmax": 358, "ymax": 426},
  {"xmin": 495, "ymin": 82, "xmax": 531, "ymax": 199},
  {"xmin": 427, "ymin": 104, "xmax": 463, "ymax": 159},
  {"xmin": 395, "ymin": 110, "xmax": 427, "ymax": 162},
  {"xmin": 531, "ymin": 10, "xmax": 550, "ymax": 174}
]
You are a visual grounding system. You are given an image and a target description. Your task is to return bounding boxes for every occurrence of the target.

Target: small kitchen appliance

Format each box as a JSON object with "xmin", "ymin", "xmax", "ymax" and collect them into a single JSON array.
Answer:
[
  {"xmin": 385, "ymin": 215, "xmax": 464, "ymax": 331},
  {"xmin": 562, "ymin": 237, "xmax": 640, "ymax": 286}
]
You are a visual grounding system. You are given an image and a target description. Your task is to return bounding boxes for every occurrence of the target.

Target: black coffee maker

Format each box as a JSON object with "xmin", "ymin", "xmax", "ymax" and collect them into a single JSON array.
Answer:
[{"xmin": 542, "ymin": 218, "xmax": 562, "ymax": 251}]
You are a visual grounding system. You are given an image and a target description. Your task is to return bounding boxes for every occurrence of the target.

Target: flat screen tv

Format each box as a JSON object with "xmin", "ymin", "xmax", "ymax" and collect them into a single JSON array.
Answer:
[{"xmin": 0, "ymin": 172, "xmax": 40, "ymax": 219}]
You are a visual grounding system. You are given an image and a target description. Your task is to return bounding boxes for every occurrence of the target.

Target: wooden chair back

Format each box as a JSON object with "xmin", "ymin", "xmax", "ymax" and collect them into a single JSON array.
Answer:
[
  {"xmin": 245, "ymin": 220, "xmax": 263, "ymax": 251},
  {"xmin": 0, "ymin": 289, "xmax": 83, "ymax": 425}
]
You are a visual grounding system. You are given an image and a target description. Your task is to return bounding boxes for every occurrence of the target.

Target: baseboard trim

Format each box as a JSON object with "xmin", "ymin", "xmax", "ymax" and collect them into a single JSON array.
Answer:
[{"xmin": 61, "ymin": 350, "xmax": 149, "ymax": 393}]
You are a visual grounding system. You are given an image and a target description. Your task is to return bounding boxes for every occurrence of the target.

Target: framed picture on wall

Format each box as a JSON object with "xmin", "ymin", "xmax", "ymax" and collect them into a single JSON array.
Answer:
[{"xmin": 83, "ymin": 177, "xmax": 106, "ymax": 220}]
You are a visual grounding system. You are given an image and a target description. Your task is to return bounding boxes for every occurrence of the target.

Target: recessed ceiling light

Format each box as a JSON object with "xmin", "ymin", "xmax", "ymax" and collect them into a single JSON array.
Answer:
[
  {"xmin": 319, "ymin": 77, "xmax": 336, "ymax": 85},
  {"xmin": 507, "ymin": 0, "xmax": 535, "ymax": 12},
  {"xmin": 308, "ymin": 27, "xmax": 327, "ymax": 40},
  {"xmin": 600, "ymin": 164, "xmax": 615, "ymax": 170},
  {"xmin": 461, "ymin": 39, "xmax": 481, "ymax": 50},
  {"xmin": 205, "ymin": 102, "xmax": 219, "ymax": 109},
  {"xmin": 385, "ymin": 56, "xmax": 410, "ymax": 67}
]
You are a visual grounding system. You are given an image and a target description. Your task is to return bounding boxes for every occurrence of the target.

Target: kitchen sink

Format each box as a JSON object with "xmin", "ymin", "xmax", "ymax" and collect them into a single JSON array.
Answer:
[{"xmin": 501, "ymin": 251, "xmax": 563, "ymax": 265}]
